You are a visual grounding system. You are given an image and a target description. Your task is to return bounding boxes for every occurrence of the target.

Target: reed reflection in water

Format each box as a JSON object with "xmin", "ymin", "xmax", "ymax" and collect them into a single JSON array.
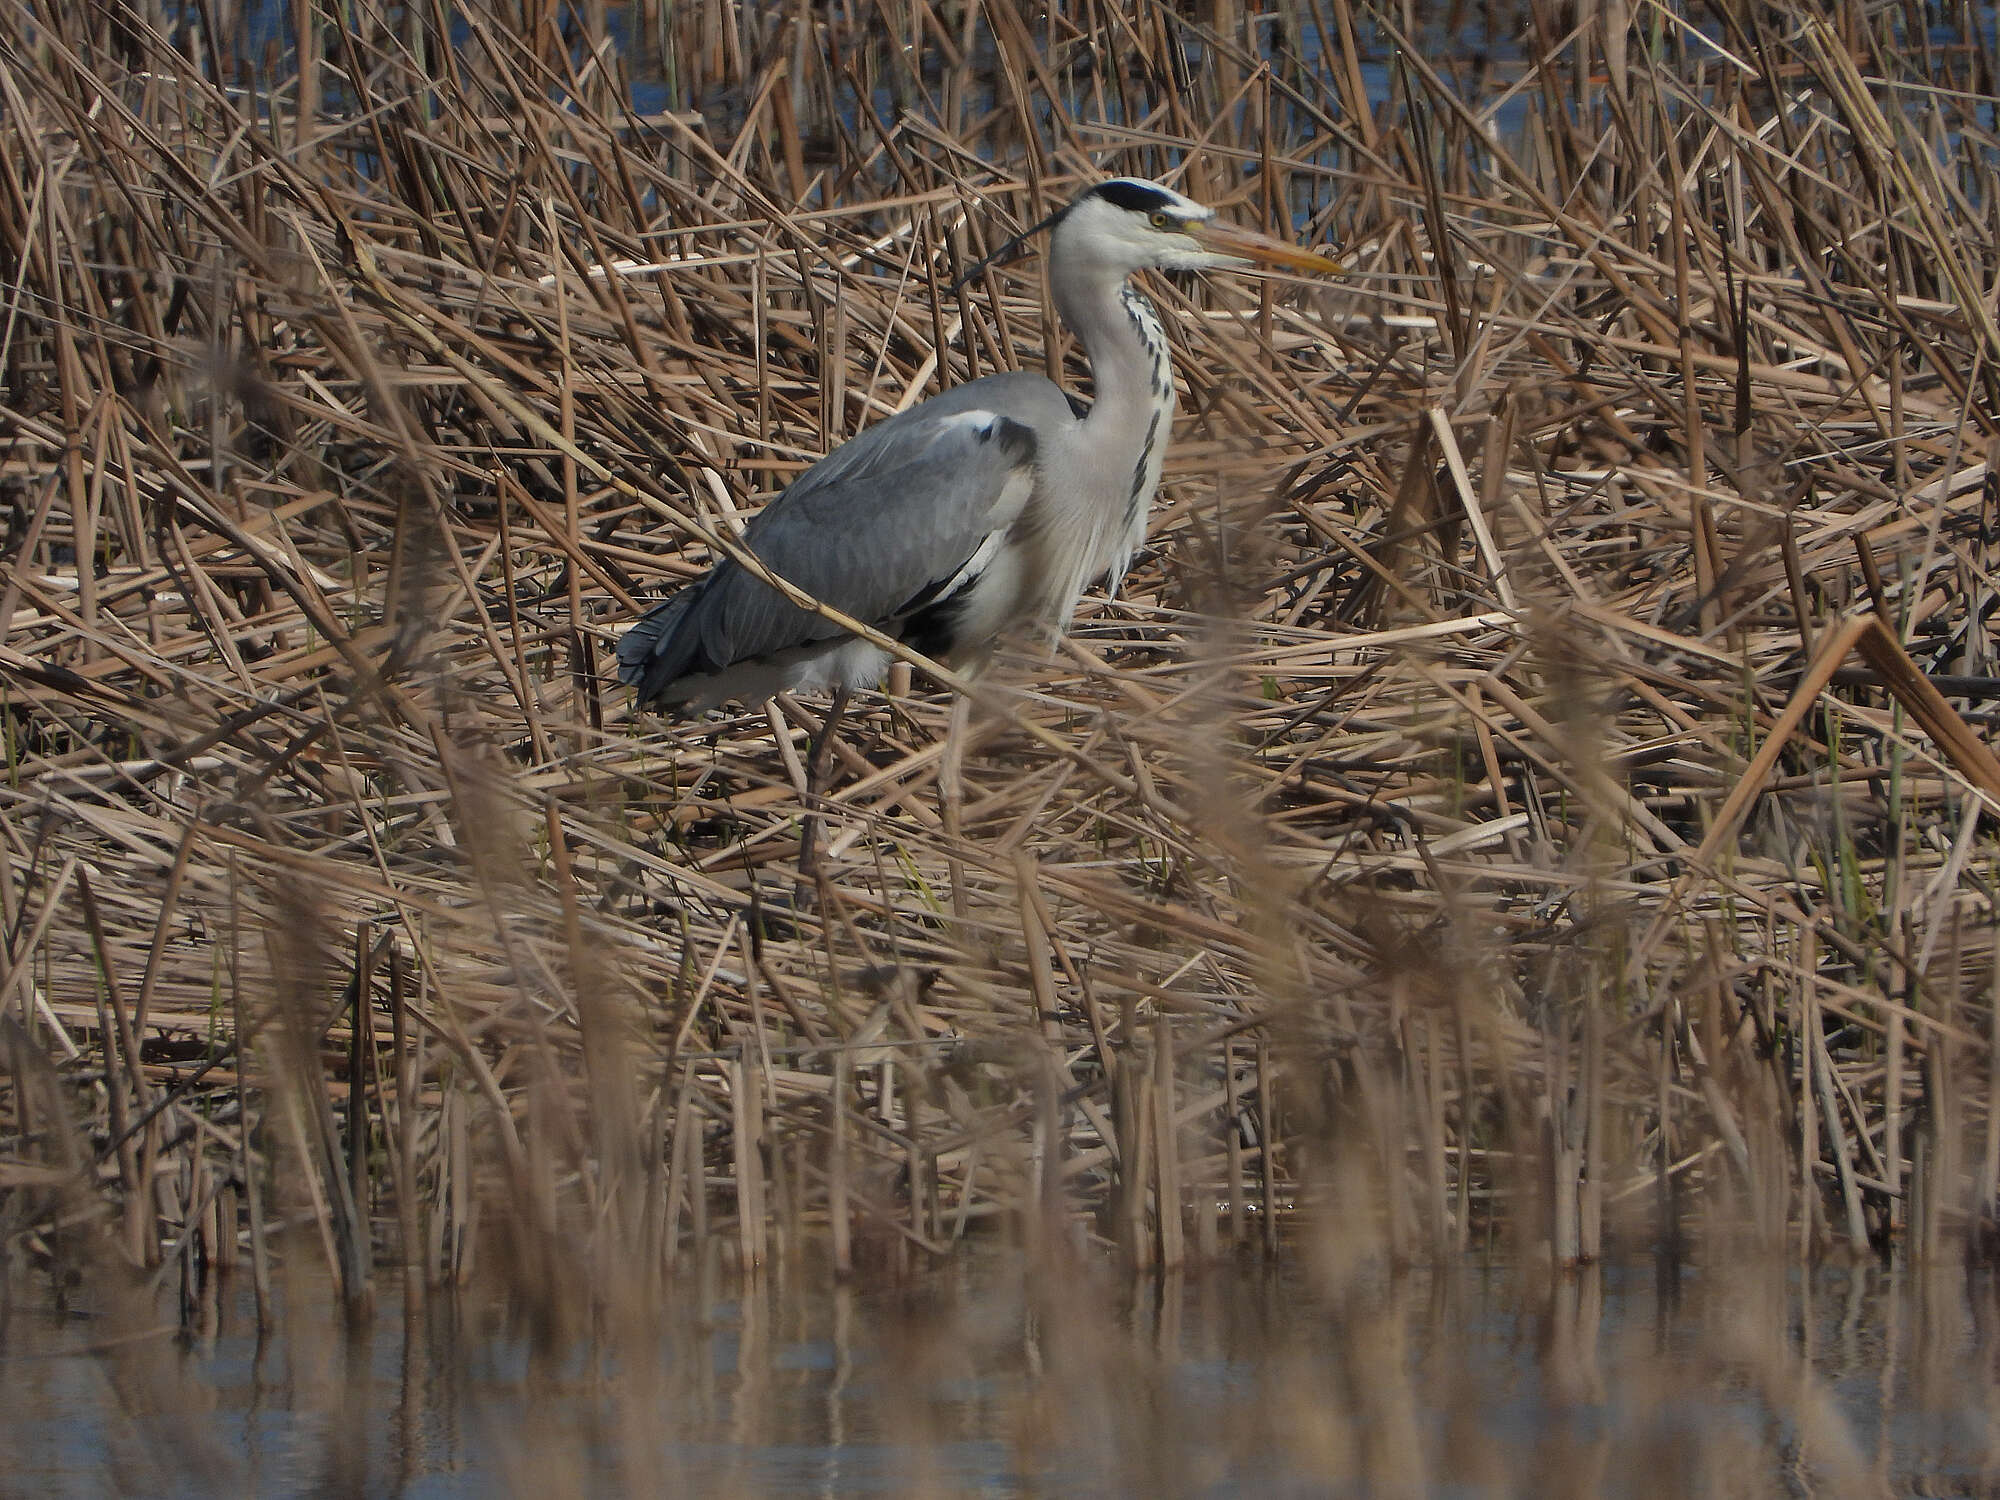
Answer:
[{"xmin": 5, "ymin": 1243, "xmax": 1998, "ymax": 1498}]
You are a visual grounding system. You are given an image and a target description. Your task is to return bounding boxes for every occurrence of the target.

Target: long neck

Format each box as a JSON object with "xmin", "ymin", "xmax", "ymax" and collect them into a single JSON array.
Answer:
[{"xmin": 1051, "ymin": 262, "xmax": 1176, "ymax": 578}]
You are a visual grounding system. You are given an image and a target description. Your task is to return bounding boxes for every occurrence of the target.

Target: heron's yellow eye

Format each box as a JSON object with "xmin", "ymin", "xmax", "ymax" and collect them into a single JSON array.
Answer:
[{"xmin": 1149, "ymin": 211, "xmax": 1171, "ymax": 228}]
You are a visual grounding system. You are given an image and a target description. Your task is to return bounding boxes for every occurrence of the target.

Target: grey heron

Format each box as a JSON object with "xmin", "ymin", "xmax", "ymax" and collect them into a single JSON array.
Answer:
[{"xmin": 615, "ymin": 177, "xmax": 1339, "ymax": 710}]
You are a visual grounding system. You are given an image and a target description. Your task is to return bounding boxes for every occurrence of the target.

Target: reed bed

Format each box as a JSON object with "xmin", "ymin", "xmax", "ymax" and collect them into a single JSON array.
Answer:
[{"xmin": 2, "ymin": 0, "xmax": 1999, "ymax": 1385}]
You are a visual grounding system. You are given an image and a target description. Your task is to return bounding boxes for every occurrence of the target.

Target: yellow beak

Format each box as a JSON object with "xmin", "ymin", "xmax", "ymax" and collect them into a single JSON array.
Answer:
[{"xmin": 1188, "ymin": 219, "xmax": 1344, "ymax": 274}]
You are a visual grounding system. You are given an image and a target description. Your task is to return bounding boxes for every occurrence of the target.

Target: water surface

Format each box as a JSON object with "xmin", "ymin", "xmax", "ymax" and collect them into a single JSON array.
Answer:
[{"xmin": 6, "ymin": 1246, "xmax": 1997, "ymax": 1497}]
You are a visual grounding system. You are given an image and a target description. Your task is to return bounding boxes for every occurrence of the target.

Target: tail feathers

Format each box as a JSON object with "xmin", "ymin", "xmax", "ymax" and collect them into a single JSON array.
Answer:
[{"xmin": 616, "ymin": 590, "xmax": 700, "ymax": 701}]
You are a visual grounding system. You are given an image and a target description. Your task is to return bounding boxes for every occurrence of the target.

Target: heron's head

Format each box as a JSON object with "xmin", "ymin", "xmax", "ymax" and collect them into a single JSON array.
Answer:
[{"xmin": 1053, "ymin": 178, "xmax": 1341, "ymax": 278}]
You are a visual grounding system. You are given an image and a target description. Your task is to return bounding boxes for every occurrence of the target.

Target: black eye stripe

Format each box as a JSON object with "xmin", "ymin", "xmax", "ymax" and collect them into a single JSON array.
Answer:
[{"xmin": 1092, "ymin": 179, "xmax": 1180, "ymax": 217}]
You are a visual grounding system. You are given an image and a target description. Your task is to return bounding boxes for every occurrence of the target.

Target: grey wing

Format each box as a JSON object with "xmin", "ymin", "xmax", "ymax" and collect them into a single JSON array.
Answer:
[{"xmin": 617, "ymin": 394, "xmax": 1050, "ymax": 702}]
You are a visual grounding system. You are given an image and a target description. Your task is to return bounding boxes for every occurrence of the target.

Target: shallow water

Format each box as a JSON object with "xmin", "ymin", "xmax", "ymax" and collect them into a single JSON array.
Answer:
[{"xmin": 6, "ymin": 1246, "xmax": 1998, "ymax": 1498}]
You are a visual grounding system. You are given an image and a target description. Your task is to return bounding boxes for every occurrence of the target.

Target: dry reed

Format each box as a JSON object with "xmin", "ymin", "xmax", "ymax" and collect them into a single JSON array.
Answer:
[{"xmin": 3, "ymin": 6, "xmax": 2000, "ymax": 1468}]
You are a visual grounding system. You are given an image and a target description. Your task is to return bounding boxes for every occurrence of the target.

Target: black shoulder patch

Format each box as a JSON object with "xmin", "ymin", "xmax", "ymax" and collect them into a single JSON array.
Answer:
[
  {"xmin": 903, "ymin": 593, "xmax": 971, "ymax": 661},
  {"xmin": 981, "ymin": 414, "xmax": 1039, "ymax": 463},
  {"xmin": 1092, "ymin": 179, "xmax": 1177, "ymax": 216}
]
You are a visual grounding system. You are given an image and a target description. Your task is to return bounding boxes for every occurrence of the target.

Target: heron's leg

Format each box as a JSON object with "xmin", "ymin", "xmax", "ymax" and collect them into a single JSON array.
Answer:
[
  {"xmin": 796, "ymin": 684, "xmax": 852, "ymax": 890},
  {"xmin": 940, "ymin": 692, "xmax": 971, "ymax": 921}
]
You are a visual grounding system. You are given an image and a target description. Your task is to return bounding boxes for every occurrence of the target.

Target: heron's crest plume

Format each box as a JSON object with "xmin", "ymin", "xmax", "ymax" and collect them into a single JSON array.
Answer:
[{"xmin": 948, "ymin": 200, "xmax": 1067, "ymax": 294}]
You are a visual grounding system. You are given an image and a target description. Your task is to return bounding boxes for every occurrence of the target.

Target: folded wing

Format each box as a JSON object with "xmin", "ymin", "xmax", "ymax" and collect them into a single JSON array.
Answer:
[{"xmin": 618, "ymin": 375, "xmax": 1065, "ymax": 706}]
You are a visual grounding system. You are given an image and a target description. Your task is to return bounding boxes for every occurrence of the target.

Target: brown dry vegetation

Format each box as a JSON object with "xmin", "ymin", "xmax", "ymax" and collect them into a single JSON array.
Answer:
[{"xmin": 3, "ymin": 0, "xmax": 2000, "ymax": 1489}]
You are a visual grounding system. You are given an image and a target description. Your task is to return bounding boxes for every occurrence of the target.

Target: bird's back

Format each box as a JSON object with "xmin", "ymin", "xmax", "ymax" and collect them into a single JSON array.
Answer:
[{"xmin": 617, "ymin": 371, "xmax": 1079, "ymax": 708}]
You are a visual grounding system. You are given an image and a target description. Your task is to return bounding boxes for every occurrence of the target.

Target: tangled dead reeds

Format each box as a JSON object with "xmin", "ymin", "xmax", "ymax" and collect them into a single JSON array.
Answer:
[{"xmin": 2, "ymin": 0, "xmax": 2000, "ymax": 1351}]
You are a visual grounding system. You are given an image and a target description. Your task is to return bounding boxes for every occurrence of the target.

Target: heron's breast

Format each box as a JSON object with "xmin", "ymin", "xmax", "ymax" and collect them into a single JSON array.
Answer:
[{"xmin": 948, "ymin": 544, "xmax": 1032, "ymax": 653}]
